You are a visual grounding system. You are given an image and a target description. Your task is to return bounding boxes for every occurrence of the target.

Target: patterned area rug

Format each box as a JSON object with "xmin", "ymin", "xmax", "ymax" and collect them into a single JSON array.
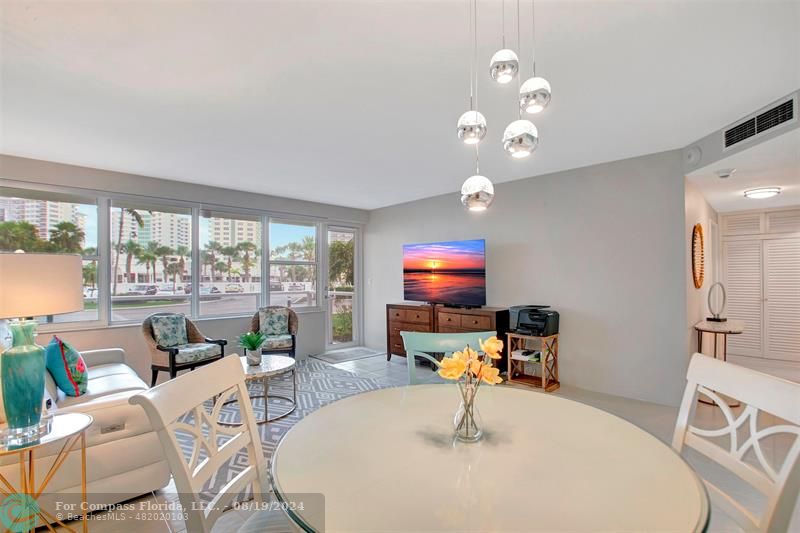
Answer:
[
  {"xmin": 174, "ymin": 358, "xmax": 386, "ymax": 503},
  {"xmin": 311, "ymin": 346, "xmax": 385, "ymax": 364}
]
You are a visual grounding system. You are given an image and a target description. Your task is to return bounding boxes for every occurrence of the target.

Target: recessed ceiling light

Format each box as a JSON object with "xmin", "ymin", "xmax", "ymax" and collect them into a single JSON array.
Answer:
[{"xmin": 744, "ymin": 187, "xmax": 781, "ymax": 199}]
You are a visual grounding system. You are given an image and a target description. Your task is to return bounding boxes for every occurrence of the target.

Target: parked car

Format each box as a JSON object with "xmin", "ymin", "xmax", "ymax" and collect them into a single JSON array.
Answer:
[
  {"xmin": 224, "ymin": 284, "xmax": 244, "ymax": 293},
  {"xmin": 83, "ymin": 286, "xmax": 98, "ymax": 298},
  {"xmin": 126, "ymin": 284, "xmax": 157, "ymax": 296},
  {"xmin": 156, "ymin": 284, "xmax": 176, "ymax": 296},
  {"xmin": 183, "ymin": 285, "xmax": 221, "ymax": 295},
  {"xmin": 270, "ymin": 280, "xmax": 283, "ymax": 292}
]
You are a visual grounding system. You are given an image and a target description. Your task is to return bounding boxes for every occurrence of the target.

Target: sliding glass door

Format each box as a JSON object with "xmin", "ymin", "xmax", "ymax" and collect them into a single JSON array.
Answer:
[{"xmin": 326, "ymin": 227, "xmax": 358, "ymax": 349}]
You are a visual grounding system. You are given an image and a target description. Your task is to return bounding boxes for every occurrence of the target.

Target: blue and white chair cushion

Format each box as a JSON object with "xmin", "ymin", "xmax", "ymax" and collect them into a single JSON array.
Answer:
[{"xmin": 173, "ymin": 343, "xmax": 223, "ymax": 364}]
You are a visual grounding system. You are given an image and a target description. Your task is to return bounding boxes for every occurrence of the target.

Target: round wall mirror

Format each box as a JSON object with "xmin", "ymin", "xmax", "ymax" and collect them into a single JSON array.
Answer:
[{"xmin": 691, "ymin": 223, "xmax": 704, "ymax": 289}]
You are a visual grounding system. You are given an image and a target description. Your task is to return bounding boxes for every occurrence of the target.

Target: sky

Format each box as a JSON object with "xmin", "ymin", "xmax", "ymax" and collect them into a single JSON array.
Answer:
[{"xmin": 403, "ymin": 239, "xmax": 485, "ymax": 271}]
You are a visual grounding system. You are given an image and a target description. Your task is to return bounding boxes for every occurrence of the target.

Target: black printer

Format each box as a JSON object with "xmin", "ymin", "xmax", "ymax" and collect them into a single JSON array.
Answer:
[{"xmin": 509, "ymin": 305, "xmax": 559, "ymax": 336}]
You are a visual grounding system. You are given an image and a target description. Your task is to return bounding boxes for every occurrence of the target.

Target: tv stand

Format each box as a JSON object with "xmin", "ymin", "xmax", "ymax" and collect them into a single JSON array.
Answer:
[{"xmin": 386, "ymin": 303, "xmax": 509, "ymax": 371}]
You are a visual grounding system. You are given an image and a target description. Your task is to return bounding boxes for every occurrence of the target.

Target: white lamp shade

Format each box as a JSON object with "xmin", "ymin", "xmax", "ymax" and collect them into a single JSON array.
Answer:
[{"xmin": 0, "ymin": 253, "xmax": 84, "ymax": 319}]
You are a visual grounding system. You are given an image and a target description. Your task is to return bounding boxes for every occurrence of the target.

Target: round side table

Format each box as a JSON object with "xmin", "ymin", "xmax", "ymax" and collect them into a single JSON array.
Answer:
[
  {"xmin": 0, "ymin": 412, "xmax": 92, "ymax": 533},
  {"xmin": 694, "ymin": 319, "xmax": 744, "ymax": 407},
  {"xmin": 224, "ymin": 354, "xmax": 297, "ymax": 425}
]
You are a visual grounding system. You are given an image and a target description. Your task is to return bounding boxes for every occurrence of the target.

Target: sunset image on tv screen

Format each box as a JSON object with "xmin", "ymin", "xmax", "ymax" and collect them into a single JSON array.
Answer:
[{"xmin": 403, "ymin": 239, "xmax": 486, "ymax": 306}]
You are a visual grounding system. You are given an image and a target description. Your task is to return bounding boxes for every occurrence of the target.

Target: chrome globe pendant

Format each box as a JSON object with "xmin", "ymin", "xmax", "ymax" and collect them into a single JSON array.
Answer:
[
  {"xmin": 489, "ymin": 49, "xmax": 519, "ymax": 84},
  {"xmin": 461, "ymin": 174, "xmax": 495, "ymax": 211},
  {"xmin": 519, "ymin": 76, "xmax": 551, "ymax": 114},
  {"xmin": 457, "ymin": 110, "xmax": 487, "ymax": 145},
  {"xmin": 502, "ymin": 119, "xmax": 538, "ymax": 158}
]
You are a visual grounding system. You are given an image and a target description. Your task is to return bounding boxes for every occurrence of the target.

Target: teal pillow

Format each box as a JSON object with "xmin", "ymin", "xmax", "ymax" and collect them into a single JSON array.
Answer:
[
  {"xmin": 151, "ymin": 314, "xmax": 188, "ymax": 347},
  {"xmin": 44, "ymin": 336, "xmax": 88, "ymax": 397},
  {"xmin": 259, "ymin": 308, "xmax": 289, "ymax": 336}
]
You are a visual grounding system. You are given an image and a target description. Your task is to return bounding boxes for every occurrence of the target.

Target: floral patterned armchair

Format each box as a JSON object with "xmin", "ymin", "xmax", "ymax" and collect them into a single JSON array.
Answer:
[{"xmin": 250, "ymin": 306, "xmax": 298, "ymax": 358}]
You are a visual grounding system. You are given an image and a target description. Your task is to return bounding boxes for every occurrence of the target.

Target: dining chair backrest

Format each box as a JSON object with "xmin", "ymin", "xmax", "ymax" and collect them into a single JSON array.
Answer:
[
  {"xmin": 401, "ymin": 330, "xmax": 497, "ymax": 384},
  {"xmin": 672, "ymin": 353, "xmax": 800, "ymax": 533},
  {"xmin": 129, "ymin": 356, "xmax": 268, "ymax": 533}
]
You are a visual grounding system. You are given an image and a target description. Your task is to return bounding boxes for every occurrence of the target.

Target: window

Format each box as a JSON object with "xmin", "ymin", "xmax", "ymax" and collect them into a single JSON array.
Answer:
[
  {"xmin": 199, "ymin": 210, "xmax": 262, "ymax": 316},
  {"xmin": 269, "ymin": 220, "xmax": 317, "ymax": 308},
  {"xmin": 110, "ymin": 201, "xmax": 191, "ymax": 322},
  {"xmin": 0, "ymin": 187, "xmax": 100, "ymax": 323}
]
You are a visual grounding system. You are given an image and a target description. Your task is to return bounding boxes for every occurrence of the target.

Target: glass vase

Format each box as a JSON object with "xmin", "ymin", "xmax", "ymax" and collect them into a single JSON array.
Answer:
[
  {"xmin": 2, "ymin": 320, "xmax": 46, "ymax": 441},
  {"xmin": 453, "ymin": 382, "xmax": 483, "ymax": 443}
]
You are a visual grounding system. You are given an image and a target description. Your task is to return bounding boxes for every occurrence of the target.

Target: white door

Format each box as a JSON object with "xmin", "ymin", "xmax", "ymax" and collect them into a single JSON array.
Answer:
[
  {"xmin": 724, "ymin": 239, "xmax": 763, "ymax": 358},
  {"xmin": 325, "ymin": 227, "xmax": 359, "ymax": 350},
  {"xmin": 764, "ymin": 238, "xmax": 800, "ymax": 362}
]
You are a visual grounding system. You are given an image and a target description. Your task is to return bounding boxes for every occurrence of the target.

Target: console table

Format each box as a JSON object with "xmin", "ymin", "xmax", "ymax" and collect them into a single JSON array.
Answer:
[{"xmin": 386, "ymin": 304, "xmax": 509, "ymax": 370}]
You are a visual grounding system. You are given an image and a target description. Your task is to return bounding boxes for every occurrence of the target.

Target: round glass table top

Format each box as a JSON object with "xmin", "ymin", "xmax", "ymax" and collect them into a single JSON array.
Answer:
[
  {"xmin": 239, "ymin": 354, "xmax": 295, "ymax": 378},
  {"xmin": 0, "ymin": 413, "xmax": 92, "ymax": 453},
  {"xmin": 272, "ymin": 385, "xmax": 709, "ymax": 532}
]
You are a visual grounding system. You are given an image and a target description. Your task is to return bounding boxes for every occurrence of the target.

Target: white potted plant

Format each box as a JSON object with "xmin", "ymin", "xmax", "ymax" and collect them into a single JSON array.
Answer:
[{"xmin": 238, "ymin": 331, "xmax": 265, "ymax": 366}]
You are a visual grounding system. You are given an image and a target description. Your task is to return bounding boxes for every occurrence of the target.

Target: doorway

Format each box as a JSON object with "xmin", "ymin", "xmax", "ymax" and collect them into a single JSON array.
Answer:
[{"xmin": 325, "ymin": 226, "xmax": 359, "ymax": 350}]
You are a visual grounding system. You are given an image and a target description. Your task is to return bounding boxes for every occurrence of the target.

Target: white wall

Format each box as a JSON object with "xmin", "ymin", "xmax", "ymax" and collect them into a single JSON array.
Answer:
[
  {"xmin": 684, "ymin": 179, "xmax": 719, "ymax": 354},
  {"xmin": 364, "ymin": 151, "xmax": 689, "ymax": 406}
]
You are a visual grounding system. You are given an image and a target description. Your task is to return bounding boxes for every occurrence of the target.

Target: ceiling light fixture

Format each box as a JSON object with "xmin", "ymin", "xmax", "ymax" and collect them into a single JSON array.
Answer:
[
  {"xmin": 715, "ymin": 168, "xmax": 736, "ymax": 179},
  {"xmin": 502, "ymin": 1, "xmax": 538, "ymax": 159},
  {"xmin": 461, "ymin": 0, "xmax": 495, "ymax": 211},
  {"xmin": 489, "ymin": 0, "xmax": 519, "ymax": 84},
  {"xmin": 457, "ymin": 0, "xmax": 486, "ymax": 145},
  {"xmin": 744, "ymin": 187, "xmax": 781, "ymax": 199},
  {"xmin": 519, "ymin": 0, "xmax": 551, "ymax": 114}
]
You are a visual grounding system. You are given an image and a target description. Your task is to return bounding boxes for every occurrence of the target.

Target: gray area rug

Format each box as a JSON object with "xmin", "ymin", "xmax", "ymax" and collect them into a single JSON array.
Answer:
[
  {"xmin": 174, "ymin": 358, "xmax": 386, "ymax": 505},
  {"xmin": 311, "ymin": 346, "xmax": 385, "ymax": 364}
]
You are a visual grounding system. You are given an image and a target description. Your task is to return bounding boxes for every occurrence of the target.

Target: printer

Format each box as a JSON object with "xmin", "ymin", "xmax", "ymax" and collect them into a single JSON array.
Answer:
[{"xmin": 509, "ymin": 305, "xmax": 559, "ymax": 337}]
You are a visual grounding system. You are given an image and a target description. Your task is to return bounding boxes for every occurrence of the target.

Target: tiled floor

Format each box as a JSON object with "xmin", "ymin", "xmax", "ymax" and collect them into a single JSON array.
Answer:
[{"xmin": 55, "ymin": 354, "xmax": 799, "ymax": 532}]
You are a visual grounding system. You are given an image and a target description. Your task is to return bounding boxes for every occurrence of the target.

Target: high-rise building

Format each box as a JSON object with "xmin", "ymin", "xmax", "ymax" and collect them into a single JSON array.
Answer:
[
  {"xmin": 0, "ymin": 196, "xmax": 81, "ymax": 240},
  {"xmin": 208, "ymin": 217, "xmax": 260, "ymax": 247}
]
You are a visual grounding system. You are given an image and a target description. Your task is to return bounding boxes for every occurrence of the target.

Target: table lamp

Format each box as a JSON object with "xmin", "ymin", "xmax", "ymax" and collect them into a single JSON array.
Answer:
[{"xmin": 0, "ymin": 252, "xmax": 83, "ymax": 440}]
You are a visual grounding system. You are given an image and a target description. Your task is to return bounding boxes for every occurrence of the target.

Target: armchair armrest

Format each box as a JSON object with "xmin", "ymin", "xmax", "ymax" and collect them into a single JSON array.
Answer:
[
  {"xmin": 156, "ymin": 345, "xmax": 179, "ymax": 356},
  {"xmin": 81, "ymin": 348, "xmax": 126, "ymax": 367},
  {"xmin": 205, "ymin": 338, "xmax": 227, "ymax": 346}
]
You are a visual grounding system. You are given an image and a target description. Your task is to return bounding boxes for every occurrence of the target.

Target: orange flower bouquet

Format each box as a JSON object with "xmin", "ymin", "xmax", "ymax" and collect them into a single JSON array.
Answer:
[{"xmin": 438, "ymin": 336, "xmax": 504, "ymax": 442}]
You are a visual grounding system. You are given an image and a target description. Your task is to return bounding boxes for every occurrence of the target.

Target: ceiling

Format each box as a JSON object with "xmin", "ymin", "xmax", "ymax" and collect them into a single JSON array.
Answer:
[
  {"xmin": 687, "ymin": 128, "xmax": 800, "ymax": 213},
  {"xmin": 1, "ymin": 1, "xmax": 799, "ymax": 210}
]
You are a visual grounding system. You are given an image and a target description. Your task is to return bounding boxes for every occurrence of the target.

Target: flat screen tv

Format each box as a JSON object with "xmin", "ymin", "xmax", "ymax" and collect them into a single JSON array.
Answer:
[{"xmin": 403, "ymin": 239, "xmax": 486, "ymax": 307}]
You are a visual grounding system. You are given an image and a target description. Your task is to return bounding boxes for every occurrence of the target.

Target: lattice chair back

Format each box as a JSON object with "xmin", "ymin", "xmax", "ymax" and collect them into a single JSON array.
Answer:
[
  {"xmin": 130, "ymin": 356, "xmax": 268, "ymax": 533},
  {"xmin": 672, "ymin": 353, "xmax": 800, "ymax": 533},
  {"xmin": 400, "ymin": 330, "xmax": 496, "ymax": 385}
]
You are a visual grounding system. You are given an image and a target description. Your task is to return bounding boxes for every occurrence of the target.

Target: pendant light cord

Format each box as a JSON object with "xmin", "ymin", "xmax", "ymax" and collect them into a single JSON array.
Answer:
[
  {"xmin": 531, "ymin": 0, "xmax": 536, "ymax": 76},
  {"xmin": 501, "ymin": 0, "xmax": 506, "ymax": 49},
  {"xmin": 474, "ymin": 0, "xmax": 480, "ymax": 175},
  {"xmin": 516, "ymin": 0, "xmax": 522, "ymax": 118},
  {"xmin": 467, "ymin": 0, "xmax": 474, "ymax": 110}
]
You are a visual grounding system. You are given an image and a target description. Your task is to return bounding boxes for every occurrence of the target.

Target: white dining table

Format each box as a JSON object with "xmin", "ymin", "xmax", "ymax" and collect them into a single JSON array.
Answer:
[{"xmin": 271, "ymin": 385, "xmax": 709, "ymax": 532}]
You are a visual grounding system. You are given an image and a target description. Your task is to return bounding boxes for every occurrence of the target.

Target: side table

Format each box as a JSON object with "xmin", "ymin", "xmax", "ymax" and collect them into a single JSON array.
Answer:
[
  {"xmin": 694, "ymin": 319, "xmax": 745, "ymax": 407},
  {"xmin": 222, "ymin": 354, "xmax": 297, "ymax": 426},
  {"xmin": 0, "ymin": 412, "xmax": 92, "ymax": 533},
  {"xmin": 506, "ymin": 333, "xmax": 560, "ymax": 392}
]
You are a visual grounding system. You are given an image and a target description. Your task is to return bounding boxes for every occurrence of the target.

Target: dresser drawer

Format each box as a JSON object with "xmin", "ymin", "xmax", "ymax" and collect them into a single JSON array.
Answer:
[
  {"xmin": 439, "ymin": 312, "xmax": 461, "ymax": 327},
  {"xmin": 389, "ymin": 335, "xmax": 406, "ymax": 355},
  {"xmin": 405, "ymin": 309, "xmax": 431, "ymax": 324},
  {"xmin": 388, "ymin": 308, "xmax": 406, "ymax": 322},
  {"xmin": 460, "ymin": 315, "xmax": 491, "ymax": 330},
  {"xmin": 438, "ymin": 325, "xmax": 466, "ymax": 334},
  {"xmin": 393, "ymin": 323, "xmax": 431, "ymax": 334}
]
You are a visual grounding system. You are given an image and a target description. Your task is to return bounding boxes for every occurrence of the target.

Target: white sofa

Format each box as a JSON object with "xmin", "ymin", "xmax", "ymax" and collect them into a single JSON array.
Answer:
[{"xmin": 0, "ymin": 348, "xmax": 171, "ymax": 519}]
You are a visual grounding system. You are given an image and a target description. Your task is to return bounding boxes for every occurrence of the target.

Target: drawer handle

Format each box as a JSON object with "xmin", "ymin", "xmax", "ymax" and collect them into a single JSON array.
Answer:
[
  {"xmin": 446, "ymin": 317, "xmax": 452, "ymax": 322},
  {"xmin": 472, "ymin": 320, "xmax": 478, "ymax": 325}
]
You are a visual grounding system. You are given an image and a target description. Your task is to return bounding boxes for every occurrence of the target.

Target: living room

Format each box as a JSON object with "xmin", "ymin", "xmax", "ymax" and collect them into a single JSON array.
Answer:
[{"xmin": 0, "ymin": 1, "xmax": 799, "ymax": 532}]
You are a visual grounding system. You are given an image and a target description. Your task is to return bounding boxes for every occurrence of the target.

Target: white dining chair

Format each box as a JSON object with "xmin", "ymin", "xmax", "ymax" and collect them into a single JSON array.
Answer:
[
  {"xmin": 672, "ymin": 353, "xmax": 800, "ymax": 533},
  {"xmin": 129, "ymin": 355, "xmax": 275, "ymax": 533}
]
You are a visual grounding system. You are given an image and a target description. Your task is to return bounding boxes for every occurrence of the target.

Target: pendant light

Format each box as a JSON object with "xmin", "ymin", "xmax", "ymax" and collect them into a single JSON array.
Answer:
[
  {"xmin": 519, "ymin": 0, "xmax": 551, "ymax": 114},
  {"xmin": 461, "ymin": 146, "xmax": 495, "ymax": 211},
  {"xmin": 457, "ymin": 0, "xmax": 486, "ymax": 145},
  {"xmin": 489, "ymin": 0, "xmax": 519, "ymax": 84},
  {"xmin": 461, "ymin": 0, "xmax": 494, "ymax": 211},
  {"xmin": 503, "ymin": 0, "xmax": 538, "ymax": 159}
]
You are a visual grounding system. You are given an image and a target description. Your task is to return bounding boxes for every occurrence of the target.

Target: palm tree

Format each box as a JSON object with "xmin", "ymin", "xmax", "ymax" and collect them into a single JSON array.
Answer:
[
  {"xmin": 113, "ymin": 209, "xmax": 145, "ymax": 295},
  {"xmin": 154, "ymin": 245, "xmax": 174, "ymax": 283},
  {"xmin": 214, "ymin": 261, "xmax": 227, "ymax": 281},
  {"xmin": 166, "ymin": 262, "xmax": 182, "ymax": 292},
  {"xmin": 175, "ymin": 245, "xmax": 190, "ymax": 282},
  {"xmin": 141, "ymin": 242, "xmax": 161, "ymax": 283},
  {"xmin": 221, "ymin": 246, "xmax": 239, "ymax": 282},
  {"xmin": 0, "ymin": 221, "xmax": 42, "ymax": 252},
  {"xmin": 136, "ymin": 250, "xmax": 156, "ymax": 283},
  {"xmin": 237, "ymin": 241, "xmax": 258, "ymax": 282},
  {"xmin": 204, "ymin": 241, "xmax": 222, "ymax": 281},
  {"xmin": 123, "ymin": 240, "xmax": 142, "ymax": 283},
  {"xmin": 48, "ymin": 221, "xmax": 85, "ymax": 253}
]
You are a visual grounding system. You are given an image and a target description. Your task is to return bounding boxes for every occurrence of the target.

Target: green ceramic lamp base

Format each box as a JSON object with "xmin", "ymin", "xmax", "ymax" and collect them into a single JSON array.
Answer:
[{"xmin": 1, "ymin": 319, "xmax": 46, "ymax": 440}]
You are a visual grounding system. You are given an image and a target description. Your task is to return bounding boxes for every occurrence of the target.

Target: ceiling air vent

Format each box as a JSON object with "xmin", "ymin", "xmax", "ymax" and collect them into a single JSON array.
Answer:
[{"xmin": 724, "ymin": 97, "xmax": 795, "ymax": 149}]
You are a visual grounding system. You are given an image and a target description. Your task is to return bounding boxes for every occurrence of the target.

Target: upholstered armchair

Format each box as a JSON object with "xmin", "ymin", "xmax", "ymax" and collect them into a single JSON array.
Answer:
[
  {"xmin": 250, "ymin": 306, "xmax": 298, "ymax": 358},
  {"xmin": 142, "ymin": 313, "xmax": 228, "ymax": 385}
]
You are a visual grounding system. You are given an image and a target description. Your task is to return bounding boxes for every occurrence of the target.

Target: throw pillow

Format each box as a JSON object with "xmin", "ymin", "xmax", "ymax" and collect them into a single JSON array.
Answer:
[
  {"xmin": 44, "ymin": 336, "xmax": 88, "ymax": 397},
  {"xmin": 259, "ymin": 307, "xmax": 289, "ymax": 336},
  {"xmin": 151, "ymin": 314, "xmax": 188, "ymax": 347}
]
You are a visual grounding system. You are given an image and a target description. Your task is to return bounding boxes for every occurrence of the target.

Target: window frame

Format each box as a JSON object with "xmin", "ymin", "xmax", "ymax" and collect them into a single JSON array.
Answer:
[{"xmin": 0, "ymin": 179, "xmax": 328, "ymax": 332}]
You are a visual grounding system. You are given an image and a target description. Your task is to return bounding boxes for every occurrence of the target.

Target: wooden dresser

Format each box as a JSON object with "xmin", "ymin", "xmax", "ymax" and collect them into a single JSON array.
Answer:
[{"xmin": 386, "ymin": 303, "xmax": 509, "ymax": 370}]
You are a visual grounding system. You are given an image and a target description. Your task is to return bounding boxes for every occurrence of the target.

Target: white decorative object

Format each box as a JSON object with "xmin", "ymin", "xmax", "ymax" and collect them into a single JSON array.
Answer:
[
  {"xmin": 456, "ymin": 111, "xmax": 487, "ymax": 145},
  {"xmin": 519, "ymin": 76, "xmax": 551, "ymax": 114}
]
